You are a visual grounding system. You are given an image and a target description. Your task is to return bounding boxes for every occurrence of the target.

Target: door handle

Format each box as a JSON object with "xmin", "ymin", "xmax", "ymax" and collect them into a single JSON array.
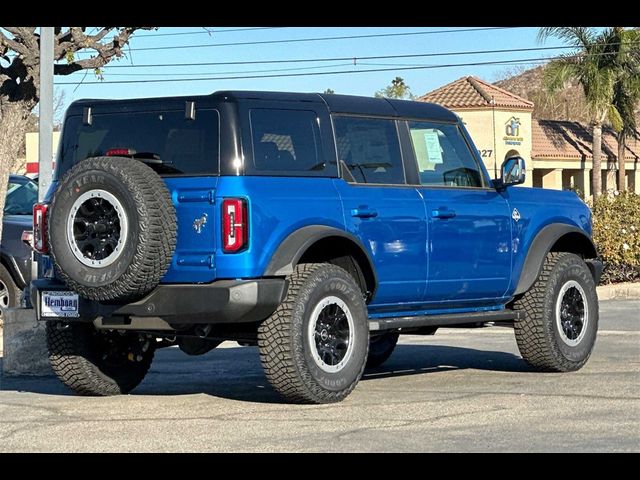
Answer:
[
  {"xmin": 432, "ymin": 208, "xmax": 456, "ymax": 219},
  {"xmin": 351, "ymin": 207, "xmax": 378, "ymax": 219}
]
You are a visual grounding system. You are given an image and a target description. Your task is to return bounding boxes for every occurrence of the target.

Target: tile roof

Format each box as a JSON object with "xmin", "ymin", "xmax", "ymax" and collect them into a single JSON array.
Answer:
[
  {"xmin": 532, "ymin": 119, "xmax": 640, "ymax": 160},
  {"xmin": 418, "ymin": 76, "xmax": 534, "ymax": 110}
]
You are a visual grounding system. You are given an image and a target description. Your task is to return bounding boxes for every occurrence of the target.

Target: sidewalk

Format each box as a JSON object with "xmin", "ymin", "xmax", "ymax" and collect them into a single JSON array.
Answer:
[{"xmin": 597, "ymin": 282, "xmax": 640, "ymax": 300}]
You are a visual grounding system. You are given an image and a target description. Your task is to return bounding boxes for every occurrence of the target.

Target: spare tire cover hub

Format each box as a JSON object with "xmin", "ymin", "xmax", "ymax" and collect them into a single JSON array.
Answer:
[{"xmin": 67, "ymin": 189, "xmax": 129, "ymax": 268}]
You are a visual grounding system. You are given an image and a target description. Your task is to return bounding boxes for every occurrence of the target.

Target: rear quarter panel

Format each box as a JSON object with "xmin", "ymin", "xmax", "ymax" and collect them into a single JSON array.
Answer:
[
  {"xmin": 214, "ymin": 176, "xmax": 345, "ymax": 279},
  {"xmin": 504, "ymin": 187, "xmax": 592, "ymax": 296}
]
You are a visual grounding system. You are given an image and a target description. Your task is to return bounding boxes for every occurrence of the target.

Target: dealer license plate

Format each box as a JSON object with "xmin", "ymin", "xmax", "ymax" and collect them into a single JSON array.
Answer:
[{"xmin": 41, "ymin": 291, "xmax": 80, "ymax": 318}]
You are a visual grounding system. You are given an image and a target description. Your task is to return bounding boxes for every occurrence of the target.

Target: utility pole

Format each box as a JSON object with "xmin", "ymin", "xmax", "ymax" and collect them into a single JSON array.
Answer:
[
  {"xmin": 34, "ymin": 27, "xmax": 54, "ymax": 282},
  {"xmin": 38, "ymin": 27, "xmax": 54, "ymax": 202}
]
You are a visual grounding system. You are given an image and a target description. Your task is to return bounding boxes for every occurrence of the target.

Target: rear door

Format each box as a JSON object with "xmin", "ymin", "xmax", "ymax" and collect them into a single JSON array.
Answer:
[
  {"xmin": 404, "ymin": 120, "xmax": 512, "ymax": 306},
  {"xmin": 332, "ymin": 116, "xmax": 427, "ymax": 309}
]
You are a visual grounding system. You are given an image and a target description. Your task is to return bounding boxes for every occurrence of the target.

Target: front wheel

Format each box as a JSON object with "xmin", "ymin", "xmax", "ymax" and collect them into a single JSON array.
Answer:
[
  {"xmin": 258, "ymin": 263, "xmax": 369, "ymax": 404},
  {"xmin": 513, "ymin": 252, "xmax": 599, "ymax": 372},
  {"xmin": 46, "ymin": 322, "xmax": 155, "ymax": 396}
]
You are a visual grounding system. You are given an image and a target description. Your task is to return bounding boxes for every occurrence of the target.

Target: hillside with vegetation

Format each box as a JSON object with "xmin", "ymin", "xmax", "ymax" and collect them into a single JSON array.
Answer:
[{"xmin": 494, "ymin": 65, "xmax": 640, "ymax": 125}]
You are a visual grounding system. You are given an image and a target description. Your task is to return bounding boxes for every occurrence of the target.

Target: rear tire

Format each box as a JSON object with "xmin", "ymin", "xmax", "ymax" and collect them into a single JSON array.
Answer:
[
  {"xmin": 366, "ymin": 332, "xmax": 399, "ymax": 369},
  {"xmin": 513, "ymin": 252, "xmax": 598, "ymax": 372},
  {"xmin": 46, "ymin": 322, "xmax": 155, "ymax": 396},
  {"xmin": 258, "ymin": 263, "xmax": 369, "ymax": 404}
]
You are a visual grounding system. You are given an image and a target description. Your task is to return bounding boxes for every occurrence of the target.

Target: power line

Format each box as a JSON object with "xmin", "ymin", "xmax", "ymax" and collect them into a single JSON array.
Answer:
[
  {"xmin": 74, "ymin": 27, "xmax": 517, "ymax": 55},
  {"xmin": 53, "ymin": 55, "xmax": 575, "ymax": 86},
  {"xmin": 89, "ymin": 62, "xmax": 356, "ymax": 77},
  {"xmin": 56, "ymin": 47, "xmax": 636, "ymax": 86},
  {"xmin": 89, "ymin": 42, "xmax": 638, "ymax": 70},
  {"xmin": 134, "ymin": 27, "xmax": 286, "ymax": 38}
]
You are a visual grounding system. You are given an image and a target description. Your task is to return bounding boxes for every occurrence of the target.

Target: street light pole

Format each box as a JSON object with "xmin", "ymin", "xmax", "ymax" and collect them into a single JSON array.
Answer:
[
  {"xmin": 34, "ymin": 27, "xmax": 54, "ymax": 282},
  {"xmin": 38, "ymin": 27, "xmax": 54, "ymax": 202}
]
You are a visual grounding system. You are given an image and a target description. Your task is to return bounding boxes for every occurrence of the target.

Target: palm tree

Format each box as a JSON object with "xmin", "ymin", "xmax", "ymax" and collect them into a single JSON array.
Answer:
[
  {"xmin": 607, "ymin": 28, "xmax": 640, "ymax": 191},
  {"xmin": 539, "ymin": 27, "xmax": 618, "ymax": 196}
]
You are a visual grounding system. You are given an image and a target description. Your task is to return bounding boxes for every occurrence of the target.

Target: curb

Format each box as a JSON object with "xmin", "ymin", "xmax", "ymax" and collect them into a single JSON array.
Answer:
[{"xmin": 597, "ymin": 283, "xmax": 640, "ymax": 301}]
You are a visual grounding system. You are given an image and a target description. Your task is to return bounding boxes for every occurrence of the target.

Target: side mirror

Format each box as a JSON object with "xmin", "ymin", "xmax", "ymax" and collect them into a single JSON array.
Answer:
[{"xmin": 495, "ymin": 156, "xmax": 526, "ymax": 190}]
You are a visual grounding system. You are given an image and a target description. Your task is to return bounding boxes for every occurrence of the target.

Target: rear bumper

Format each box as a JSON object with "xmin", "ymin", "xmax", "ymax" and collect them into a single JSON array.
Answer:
[{"xmin": 31, "ymin": 278, "xmax": 287, "ymax": 325}]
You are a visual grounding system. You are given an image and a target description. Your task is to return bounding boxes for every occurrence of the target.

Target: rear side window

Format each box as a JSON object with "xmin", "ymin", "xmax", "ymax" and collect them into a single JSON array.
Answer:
[
  {"xmin": 408, "ymin": 121, "xmax": 484, "ymax": 188},
  {"xmin": 248, "ymin": 109, "xmax": 326, "ymax": 175},
  {"xmin": 333, "ymin": 117, "xmax": 405, "ymax": 185},
  {"xmin": 56, "ymin": 109, "xmax": 219, "ymax": 178}
]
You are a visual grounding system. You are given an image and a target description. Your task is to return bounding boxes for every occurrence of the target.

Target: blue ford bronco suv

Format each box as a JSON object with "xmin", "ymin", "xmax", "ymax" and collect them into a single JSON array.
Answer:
[{"xmin": 31, "ymin": 91, "xmax": 602, "ymax": 404}]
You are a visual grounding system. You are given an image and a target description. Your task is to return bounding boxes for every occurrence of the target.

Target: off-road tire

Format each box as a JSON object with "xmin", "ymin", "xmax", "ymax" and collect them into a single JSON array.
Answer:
[
  {"xmin": 366, "ymin": 332, "xmax": 399, "ymax": 369},
  {"xmin": 258, "ymin": 263, "xmax": 369, "ymax": 404},
  {"xmin": 0, "ymin": 263, "xmax": 21, "ymax": 325},
  {"xmin": 513, "ymin": 252, "xmax": 598, "ymax": 372},
  {"xmin": 46, "ymin": 322, "xmax": 154, "ymax": 396},
  {"xmin": 48, "ymin": 156, "xmax": 176, "ymax": 302}
]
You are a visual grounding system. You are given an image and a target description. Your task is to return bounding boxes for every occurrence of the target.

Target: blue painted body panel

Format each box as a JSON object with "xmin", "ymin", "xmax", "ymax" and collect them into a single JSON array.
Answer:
[
  {"xmin": 161, "ymin": 176, "xmax": 219, "ymax": 283},
  {"xmin": 213, "ymin": 176, "xmax": 345, "ymax": 280},
  {"xmin": 332, "ymin": 179, "xmax": 428, "ymax": 310},
  {"xmin": 501, "ymin": 186, "xmax": 592, "ymax": 297},
  {"xmin": 419, "ymin": 187, "xmax": 512, "ymax": 306}
]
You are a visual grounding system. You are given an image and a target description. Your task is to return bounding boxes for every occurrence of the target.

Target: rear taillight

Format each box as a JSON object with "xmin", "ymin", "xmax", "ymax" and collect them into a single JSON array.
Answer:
[
  {"xmin": 222, "ymin": 198, "xmax": 247, "ymax": 253},
  {"xmin": 33, "ymin": 203, "xmax": 49, "ymax": 254}
]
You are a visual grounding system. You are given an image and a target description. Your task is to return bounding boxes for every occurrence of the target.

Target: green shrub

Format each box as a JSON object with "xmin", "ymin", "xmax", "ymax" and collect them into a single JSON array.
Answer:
[{"xmin": 590, "ymin": 191, "xmax": 640, "ymax": 284}]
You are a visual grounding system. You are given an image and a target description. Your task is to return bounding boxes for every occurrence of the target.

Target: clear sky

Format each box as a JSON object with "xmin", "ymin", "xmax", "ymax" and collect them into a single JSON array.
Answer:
[{"xmin": 53, "ymin": 26, "xmax": 557, "ymax": 110}]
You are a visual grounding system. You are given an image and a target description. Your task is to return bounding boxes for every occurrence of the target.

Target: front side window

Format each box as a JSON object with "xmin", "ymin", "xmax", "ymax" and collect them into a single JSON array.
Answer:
[
  {"xmin": 333, "ymin": 116, "xmax": 405, "ymax": 185},
  {"xmin": 249, "ymin": 109, "xmax": 326, "ymax": 175},
  {"xmin": 408, "ymin": 121, "xmax": 484, "ymax": 188}
]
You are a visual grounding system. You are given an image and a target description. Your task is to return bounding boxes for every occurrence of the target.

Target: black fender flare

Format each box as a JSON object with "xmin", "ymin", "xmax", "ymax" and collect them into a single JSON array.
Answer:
[
  {"xmin": 264, "ymin": 225, "xmax": 378, "ymax": 294},
  {"xmin": 514, "ymin": 223, "xmax": 598, "ymax": 295}
]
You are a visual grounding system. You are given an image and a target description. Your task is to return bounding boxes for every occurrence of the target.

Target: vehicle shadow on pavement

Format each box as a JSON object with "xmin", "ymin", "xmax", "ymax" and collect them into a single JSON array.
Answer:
[
  {"xmin": 141, "ymin": 344, "xmax": 530, "ymax": 403},
  {"xmin": 362, "ymin": 344, "xmax": 530, "ymax": 381},
  {"xmin": 0, "ymin": 344, "xmax": 530, "ymax": 402}
]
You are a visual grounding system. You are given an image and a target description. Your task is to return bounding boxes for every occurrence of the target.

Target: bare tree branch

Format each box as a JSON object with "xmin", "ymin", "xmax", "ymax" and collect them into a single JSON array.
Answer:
[
  {"xmin": 0, "ymin": 29, "xmax": 31, "ymax": 56},
  {"xmin": 0, "ymin": 25, "xmax": 155, "ymax": 238}
]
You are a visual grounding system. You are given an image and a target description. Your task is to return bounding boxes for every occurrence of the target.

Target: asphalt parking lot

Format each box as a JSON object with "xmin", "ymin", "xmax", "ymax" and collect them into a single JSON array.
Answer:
[{"xmin": 1, "ymin": 300, "xmax": 638, "ymax": 452}]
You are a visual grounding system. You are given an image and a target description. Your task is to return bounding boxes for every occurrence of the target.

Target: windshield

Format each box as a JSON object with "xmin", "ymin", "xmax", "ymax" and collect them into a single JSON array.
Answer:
[
  {"xmin": 56, "ymin": 109, "xmax": 219, "ymax": 179},
  {"xmin": 4, "ymin": 178, "xmax": 38, "ymax": 215}
]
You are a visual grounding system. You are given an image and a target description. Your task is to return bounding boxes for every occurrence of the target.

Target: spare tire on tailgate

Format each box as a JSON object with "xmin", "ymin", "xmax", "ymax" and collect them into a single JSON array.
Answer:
[{"xmin": 48, "ymin": 156, "xmax": 177, "ymax": 302}]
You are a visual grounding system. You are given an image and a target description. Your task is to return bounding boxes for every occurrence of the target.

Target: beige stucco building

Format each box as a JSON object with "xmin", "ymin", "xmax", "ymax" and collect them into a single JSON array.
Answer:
[
  {"xmin": 24, "ymin": 131, "xmax": 61, "ymax": 174},
  {"xmin": 419, "ymin": 76, "xmax": 640, "ymax": 195}
]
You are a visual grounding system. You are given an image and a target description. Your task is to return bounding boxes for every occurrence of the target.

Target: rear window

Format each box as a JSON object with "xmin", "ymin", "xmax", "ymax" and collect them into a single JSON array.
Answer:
[{"xmin": 56, "ymin": 109, "xmax": 219, "ymax": 178}]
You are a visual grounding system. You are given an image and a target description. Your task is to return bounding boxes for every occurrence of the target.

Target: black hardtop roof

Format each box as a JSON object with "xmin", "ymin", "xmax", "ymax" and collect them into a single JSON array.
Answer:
[{"xmin": 68, "ymin": 90, "xmax": 458, "ymax": 122}]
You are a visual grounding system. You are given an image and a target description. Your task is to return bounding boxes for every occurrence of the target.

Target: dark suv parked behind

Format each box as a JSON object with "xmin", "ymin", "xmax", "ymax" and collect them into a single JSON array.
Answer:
[
  {"xmin": 31, "ymin": 91, "xmax": 601, "ymax": 403},
  {"xmin": 1, "ymin": 174, "xmax": 37, "ymax": 319}
]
